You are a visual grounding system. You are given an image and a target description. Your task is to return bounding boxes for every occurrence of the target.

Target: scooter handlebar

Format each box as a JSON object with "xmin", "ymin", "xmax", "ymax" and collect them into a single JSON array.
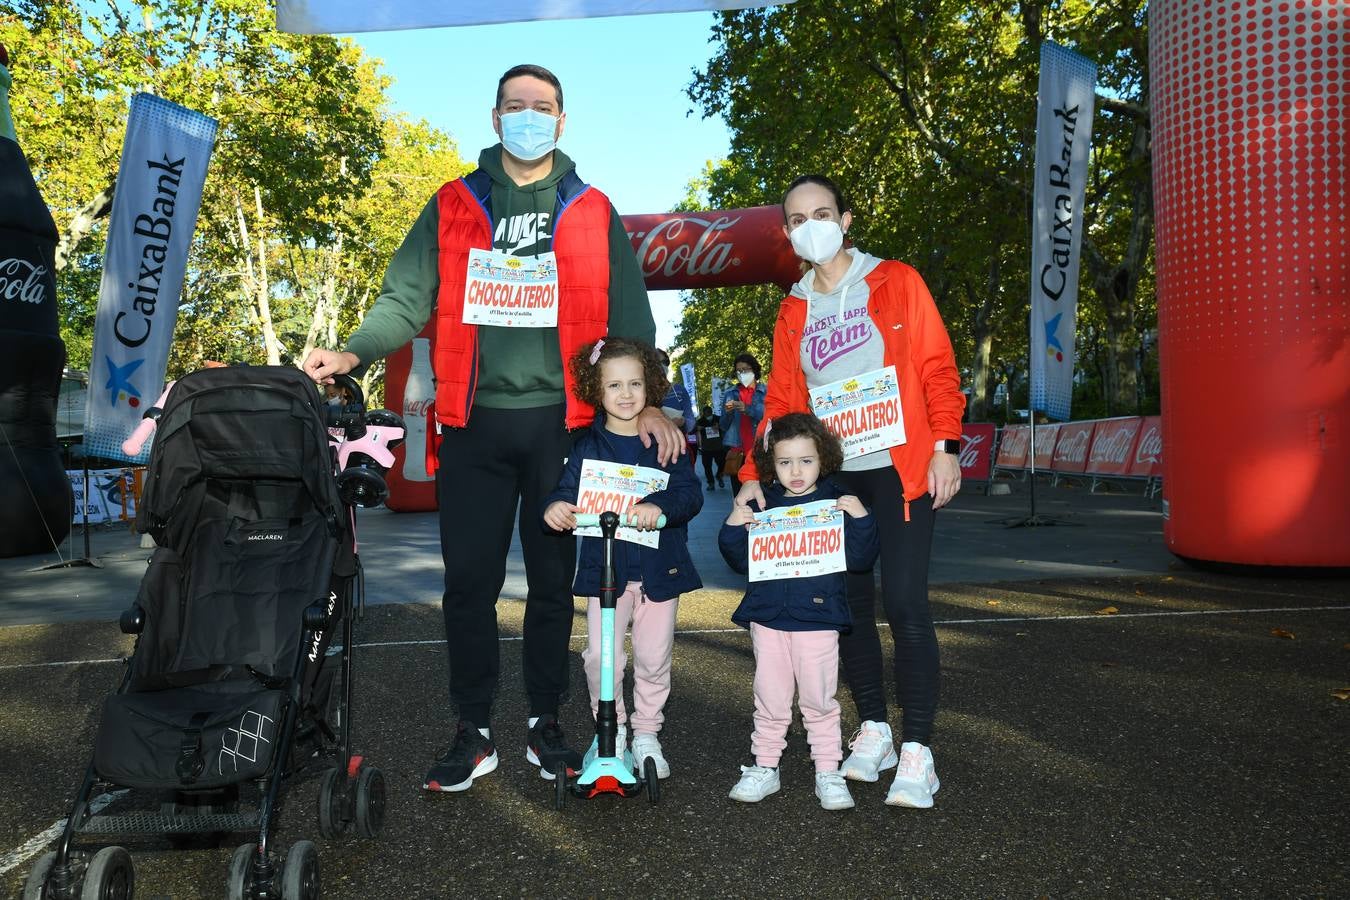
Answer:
[
  {"xmin": 573, "ymin": 512, "xmax": 667, "ymax": 529},
  {"xmin": 121, "ymin": 382, "xmax": 176, "ymax": 457}
]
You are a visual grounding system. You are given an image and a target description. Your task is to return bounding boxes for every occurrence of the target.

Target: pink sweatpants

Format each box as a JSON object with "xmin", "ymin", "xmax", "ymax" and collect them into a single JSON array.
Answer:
[
  {"xmin": 749, "ymin": 622, "xmax": 842, "ymax": 772},
  {"xmin": 582, "ymin": 581, "xmax": 679, "ymax": 736}
]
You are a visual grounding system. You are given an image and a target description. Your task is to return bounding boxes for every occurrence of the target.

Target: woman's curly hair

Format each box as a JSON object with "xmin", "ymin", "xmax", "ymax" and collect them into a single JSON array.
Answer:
[
  {"xmin": 750, "ymin": 412, "xmax": 845, "ymax": 485},
  {"xmin": 570, "ymin": 336, "xmax": 670, "ymax": 410}
]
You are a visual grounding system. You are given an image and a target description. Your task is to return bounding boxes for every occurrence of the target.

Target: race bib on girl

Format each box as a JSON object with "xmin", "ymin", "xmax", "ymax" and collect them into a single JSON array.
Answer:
[
  {"xmin": 748, "ymin": 499, "xmax": 846, "ymax": 582},
  {"xmin": 809, "ymin": 365, "xmax": 906, "ymax": 459},
  {"xmin": 463, "ymin": 248, "xmax": 558, "ymax": 327},
  {"xmin": 575, "ymin": 459, "xmax": 669, "ymax": 549}
]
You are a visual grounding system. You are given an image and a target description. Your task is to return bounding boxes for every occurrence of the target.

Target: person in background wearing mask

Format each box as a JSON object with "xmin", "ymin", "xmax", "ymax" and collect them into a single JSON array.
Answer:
[
  {"xmin": 655, "ymin": 348, "xmax": 698, "ymax": 469},
  {"xmin": 303, "ymin": 64, "xmax": 683, "ymax": 796},
  {"xmin": 720, "ymin": 353, "xmax": 767, "ymax": 477},
  {"xmin": 732, "ymin": 174, "xmax": 964, "ymax": 810},
  {"xmin": 694, "ymin": 404, "xmax": 727, "ymax": 490}
]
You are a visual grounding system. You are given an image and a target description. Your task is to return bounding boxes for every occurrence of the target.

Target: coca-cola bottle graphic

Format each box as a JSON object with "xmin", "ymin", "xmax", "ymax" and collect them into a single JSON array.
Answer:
[
  {"xmin": 0, "ymin": 44, "xmax": 72, "ymax": 558},
  {"xmin": 401, "ymin": 337, "xmax": 435, "ymax": 482}
]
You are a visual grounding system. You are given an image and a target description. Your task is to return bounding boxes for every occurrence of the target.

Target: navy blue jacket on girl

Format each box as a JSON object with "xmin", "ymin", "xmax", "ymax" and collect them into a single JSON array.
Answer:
[
  {"xmin": 718, "ymin": 479, "xmax": 879, "ymax": 631},
  {"xmin": 544, "ymin": 421, "xmax": 704, "ymax": 601}
]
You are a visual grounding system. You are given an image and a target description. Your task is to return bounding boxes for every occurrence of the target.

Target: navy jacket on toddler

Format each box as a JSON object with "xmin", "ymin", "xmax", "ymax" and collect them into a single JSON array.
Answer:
[
  {"xmin": 718, "ymin": 480, "xmax": 879, "ymax": 631},
  {"xmin": 545, "ymin": 422, "xmax": 704, "ymax": 601}
]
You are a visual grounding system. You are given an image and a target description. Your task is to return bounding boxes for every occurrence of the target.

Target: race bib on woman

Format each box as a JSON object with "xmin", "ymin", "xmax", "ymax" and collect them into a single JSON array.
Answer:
[
  {"xmin": 809, "ymin": 366, "xmax": 906, "ymax": 459},
  {"xmin": 463, "ymin": 248, "xmax": 558, "ymax": 327}
]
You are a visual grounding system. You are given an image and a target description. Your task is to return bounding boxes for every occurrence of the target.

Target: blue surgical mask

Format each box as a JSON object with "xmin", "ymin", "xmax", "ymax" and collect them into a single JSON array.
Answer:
[{"xmin": 499, "ymin": 109, "xmax": 558, "ymax": 162}]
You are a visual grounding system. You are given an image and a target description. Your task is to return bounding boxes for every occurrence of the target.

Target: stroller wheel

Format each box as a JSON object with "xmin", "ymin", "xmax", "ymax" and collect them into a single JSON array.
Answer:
[
  {"xmin": 21, "ymin": 850, "xmax": 56, "ymax": 900},
  {"xmin": 226, "ymin": 843, "xmax": 256, "ymax": 900},
  {"xmin": 317, "ymin": 768, "xmax": 348, "ymax": 839},
  {"xmin": 282, "ymin": 841, "xmax": 320, "ymax": 900},
  {"xmin": 80, "ymin": 846, "xmax": 135, "ymax": 900},
  {"xmin": 554, "ymin": 767, "xmax": 568, "ymax": 810},
  {"xmin": 354, "ymin": 765, "xmax": 386, "ymax": 838},
  {"xmin": 644, "ymin": 757, "xmax": 661, "ymax": 805}
]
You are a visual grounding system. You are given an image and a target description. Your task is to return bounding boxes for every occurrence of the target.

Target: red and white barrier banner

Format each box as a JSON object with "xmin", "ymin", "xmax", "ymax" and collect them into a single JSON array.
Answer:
[
  {"xmin": 1085, "ymin": 416, "xmax": 1143, "ymax": 476},
  {"xmin": 621, "ymin": 206, "xmax": 801, "ymax": 292},
  {"xmin": 959, "ymin": 424, "xmax": 996, "ymax": 480},
  {"xmin": 1051, "ymin": 421, "xmax": 1095, "ymax": 473},
  {"xmin": 995, "ymin": 424, "xmax": 1030, "ymax": 468},
  {"xmin": 1127, "ymin": 415, "xmax": 1163, "ymax": 479},
  {"xmin": 1033, "ymin": 423, "xmax": 1060, "ymax": 470}
]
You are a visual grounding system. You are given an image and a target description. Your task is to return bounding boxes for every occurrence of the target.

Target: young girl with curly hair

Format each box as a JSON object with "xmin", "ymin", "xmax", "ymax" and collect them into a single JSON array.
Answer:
[
  {"xmin": 543, "ymin": 337, "xmax": 703, "ymax": 779},
  {"xmin": 718, "ymin": 412, "xmax": 878, "ymax": 811}
]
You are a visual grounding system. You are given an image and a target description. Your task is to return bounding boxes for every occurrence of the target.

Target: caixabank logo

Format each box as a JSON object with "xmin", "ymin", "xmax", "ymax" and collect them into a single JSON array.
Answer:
[{"xmin": 102, "ymin": 355, "xmax": 145, "ymax": 409}]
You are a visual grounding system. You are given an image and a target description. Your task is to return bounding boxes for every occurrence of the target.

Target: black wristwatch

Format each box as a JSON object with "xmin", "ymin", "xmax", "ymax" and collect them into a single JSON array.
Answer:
[{"xmin": 934, "ymin": 439, "xmax": 961, "ymax": 455}]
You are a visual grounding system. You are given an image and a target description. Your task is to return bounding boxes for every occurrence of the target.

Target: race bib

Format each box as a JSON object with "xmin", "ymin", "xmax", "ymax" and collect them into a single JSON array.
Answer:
[
  {"xmin": 703, "ymin": 426, "xmax": 720, "ymax": 440},
  {"xmin": 809, "ymin": 365, "xmax": 906, "ymax": 460},
  {"xmin": 747, "ymin": 499, "xmax": 846, "ymax": 582},
  {"xmin": 574, "ymin": 459, "xmax": 670, "ymax": 549},
  {"xmin": 463, "ymin": 248, "xmax": 558, "ymax": 327}
]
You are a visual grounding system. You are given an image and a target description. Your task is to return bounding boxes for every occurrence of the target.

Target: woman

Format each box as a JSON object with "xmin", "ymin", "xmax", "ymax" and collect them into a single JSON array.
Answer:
[
  {"xmin": 733, "ymin": 174, "xmax": 965, "ymax": 809},
  {"xmin": 720, "ymin": 353, "xmax": 766, "ymax": 477}
]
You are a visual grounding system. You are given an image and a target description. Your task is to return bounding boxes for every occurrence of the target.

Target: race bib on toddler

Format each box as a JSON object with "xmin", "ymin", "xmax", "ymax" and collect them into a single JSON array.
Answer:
[
  {"xmin": 809, "ymin": 365, "xmax": 905, "ymax": 459},
  {"xmin": 575, "ymin": 459, "xmax": 669, "ymax": 549},
  {"xmin": 747, "ymin": 499, "xmax": 846, "ymax": 582},
  {"xmin": 463, "ymin": 248, "xmax": 558, "ymax": 327}
]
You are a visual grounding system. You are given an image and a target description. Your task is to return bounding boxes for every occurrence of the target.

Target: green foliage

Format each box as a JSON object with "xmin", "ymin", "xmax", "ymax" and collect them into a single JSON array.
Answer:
[
  {"xmin": 682, "ymin": 0, "xmax": 1157, "ymax": 419},
  {"xmin": 1, "ymin": 0, "xmax": 468, "ymax": 382}
]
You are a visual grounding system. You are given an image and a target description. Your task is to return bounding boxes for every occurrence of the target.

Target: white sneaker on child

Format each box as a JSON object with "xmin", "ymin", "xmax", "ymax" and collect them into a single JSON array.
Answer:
[
  {"xmin": 581, "ymin": 724, "xmax": 627, "ymax": 770},
  {"xmin": 728, "ymin": 765, "xmax": 780, "ymax": 802},
  {"xmin": 630, "ymin": 732, "xmax": 670, "ymax": 779},
  {"xmin": 814, "ymin": 770, "xmax": 855, "ymax": 811},
  {"xmin": 841, "ymin": 720, "xmax": 898, "ymax": 782},
  {"xmin": 885, "ymin": 742, "xmax": 940, "ymax": 808}
]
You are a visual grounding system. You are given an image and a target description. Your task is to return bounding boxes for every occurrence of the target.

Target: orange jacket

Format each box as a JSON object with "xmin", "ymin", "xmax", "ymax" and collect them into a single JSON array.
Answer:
[{"xmin": 740, "ymin": 259, "xmax": 966, "ymax": 502}]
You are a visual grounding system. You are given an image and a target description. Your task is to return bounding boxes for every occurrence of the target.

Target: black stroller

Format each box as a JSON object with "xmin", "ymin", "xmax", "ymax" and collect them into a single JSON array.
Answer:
[{"xmin": 23, "ymin": 367, "xmax": 403, "ymax": 900}]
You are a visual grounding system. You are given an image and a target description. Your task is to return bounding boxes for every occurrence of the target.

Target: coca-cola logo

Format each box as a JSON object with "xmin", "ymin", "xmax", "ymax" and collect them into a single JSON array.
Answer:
[
  {"xmin": 403, "ymin": 398, "xmax": 434, "ymax": 418},
  {"xmin": 1090, "ymin": 425, "xmax": 1139, "ymax": 463},
  {"xmin": 0, "ymin": 257, "xmax": 49, "ymax": 305},
  {"xmin": 628, "ymin": 216, "xmax": 740, "ymax": 280},
  {"xmin": 1135, "ymin": 427, "xmax": 1162, "ymax": 464},
  {"xmin": 958, "ymin": 433, "xmax": 986, "ymax": 469},
  {"xmin": 1055, "ymin": 430, "xmax": 1091, "ymax": 462}
]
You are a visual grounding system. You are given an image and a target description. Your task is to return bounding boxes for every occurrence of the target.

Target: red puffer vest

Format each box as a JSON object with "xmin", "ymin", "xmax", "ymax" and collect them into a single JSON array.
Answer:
[{"xmin": 432, "ymin": 169, "xmax": 611, "ymax": 429}]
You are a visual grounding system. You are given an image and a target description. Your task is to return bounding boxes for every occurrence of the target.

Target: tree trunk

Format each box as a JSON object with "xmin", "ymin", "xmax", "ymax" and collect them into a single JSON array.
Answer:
[
  {"xmin": 965, "ymin": 250, "xmax": 1002, "ymax": 422},
  {"xmin": 53, "ymin": 183, "xmax": 115, "ymax": 272}
]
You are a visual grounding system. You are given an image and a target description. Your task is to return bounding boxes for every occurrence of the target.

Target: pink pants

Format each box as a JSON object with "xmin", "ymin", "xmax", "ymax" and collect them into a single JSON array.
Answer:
[
  {"xmin": 749, "ymin": 623, "xmax": 842, "ymax": 772},
  {"xmin": 583, "ymin": 581, "xmax": 679, "ymax": 736}
]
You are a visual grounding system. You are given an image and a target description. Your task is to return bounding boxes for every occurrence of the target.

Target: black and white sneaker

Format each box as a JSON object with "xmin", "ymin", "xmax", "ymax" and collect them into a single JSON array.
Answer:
[
  {"xmin": 424, "ymin": 723, "xmax": 498, "ymax": 792},
  {"xmin": 524, "ymin": 714, "xmax": 582, "ymax": 781}
]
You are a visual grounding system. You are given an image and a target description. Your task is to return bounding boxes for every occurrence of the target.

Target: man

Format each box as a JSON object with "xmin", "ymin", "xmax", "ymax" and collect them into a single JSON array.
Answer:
[{"xmin": 303, "ymin": 64, "xmax": 682, "ymax": 793}]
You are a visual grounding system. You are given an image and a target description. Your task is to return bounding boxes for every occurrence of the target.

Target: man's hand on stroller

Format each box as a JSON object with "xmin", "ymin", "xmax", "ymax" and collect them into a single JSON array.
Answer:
[{"xmin": 303, "ymin": 347, "xmax": 361, "ymax": 384}]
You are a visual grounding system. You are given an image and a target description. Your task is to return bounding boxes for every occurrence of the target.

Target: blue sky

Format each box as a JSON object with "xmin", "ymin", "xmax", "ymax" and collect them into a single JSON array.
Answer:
[{"xmin": 344, "ymin": 12, "xmax": 735, "ymax": 348}]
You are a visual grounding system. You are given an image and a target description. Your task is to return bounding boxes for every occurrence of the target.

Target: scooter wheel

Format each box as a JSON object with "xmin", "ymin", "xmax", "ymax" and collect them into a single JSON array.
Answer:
[
  {"xmin": 554, "ymin": 767, "xmax": 567, "ymax": 810},
  {"xmin": 644, "ymin": 757, "xmax": 661, "ymax": 805}
]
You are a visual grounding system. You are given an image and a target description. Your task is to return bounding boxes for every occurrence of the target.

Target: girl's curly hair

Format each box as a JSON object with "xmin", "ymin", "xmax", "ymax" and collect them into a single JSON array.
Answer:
[
  {"xmin": 570, "ymin": 337, "xmax": 670, "ymax": 410},
  {"xmin": 750, "ymin": 412, "xmax": 845, "ymax": 485}
]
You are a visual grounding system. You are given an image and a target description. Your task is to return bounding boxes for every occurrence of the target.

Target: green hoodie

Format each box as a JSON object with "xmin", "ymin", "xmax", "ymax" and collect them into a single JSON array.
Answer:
[{"xmin": 343, "ymin": 145, "xmax": 654, "ymax": 410}]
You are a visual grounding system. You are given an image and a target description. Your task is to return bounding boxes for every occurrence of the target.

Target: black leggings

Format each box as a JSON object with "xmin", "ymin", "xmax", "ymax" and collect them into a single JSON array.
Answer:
[
  {"xmin": 436, "ymin": 404, "xmax": 579, "ymax": 729},
  {"xmin": 701, "ymin": 447, "xmax": 726, "ymax": 485},
  {"xmin": 832, "ymin": 466, "xmax": 938, "ymax": 745}
]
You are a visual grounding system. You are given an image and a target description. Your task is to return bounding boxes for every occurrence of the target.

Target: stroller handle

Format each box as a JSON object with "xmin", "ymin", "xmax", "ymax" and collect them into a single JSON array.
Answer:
[{"xmin": 574, "ymin": 512, "xmax": 667, "ymax": 529}]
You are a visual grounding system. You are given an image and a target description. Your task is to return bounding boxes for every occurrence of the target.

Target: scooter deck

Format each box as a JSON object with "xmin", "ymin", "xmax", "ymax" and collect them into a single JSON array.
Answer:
[{"xmin": 570, "ymin": 754, "xmax": 643, "ymax": 798}]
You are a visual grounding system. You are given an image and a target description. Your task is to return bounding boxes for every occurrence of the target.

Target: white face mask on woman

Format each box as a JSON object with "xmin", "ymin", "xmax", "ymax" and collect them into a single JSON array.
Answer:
[
  {"xmin": 738, "ymin": 371, "xmax": 755, "ymax": 387},
  {"xmin": 788, "ymin": 218, "xmax": 845, "ymax": 265}
]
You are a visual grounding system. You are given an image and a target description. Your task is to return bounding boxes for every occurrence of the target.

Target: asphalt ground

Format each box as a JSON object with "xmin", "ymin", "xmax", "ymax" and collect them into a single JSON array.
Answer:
[{"xmin": 1, "ymin": 481, "xmax": 1348, "ymax": 898}]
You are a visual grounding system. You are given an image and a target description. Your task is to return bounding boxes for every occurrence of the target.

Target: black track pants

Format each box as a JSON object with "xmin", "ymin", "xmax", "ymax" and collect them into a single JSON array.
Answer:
[
  {"xmin": 832, "ymin": 466, "xmax": 939, "ymax": 745},
  {"xmin": 435, "ymin": 404, "xmax": 579, "ymax": 728}
]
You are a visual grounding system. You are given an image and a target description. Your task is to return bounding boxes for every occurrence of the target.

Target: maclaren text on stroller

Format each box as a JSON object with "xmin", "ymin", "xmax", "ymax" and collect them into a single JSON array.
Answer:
[
  {"xmin": 554, "ymin": 511, "xmax": 665, "ymax": 810},
  {"xmin": 23, "ymin": 367, "xmax": 404, "ymax": 900}
]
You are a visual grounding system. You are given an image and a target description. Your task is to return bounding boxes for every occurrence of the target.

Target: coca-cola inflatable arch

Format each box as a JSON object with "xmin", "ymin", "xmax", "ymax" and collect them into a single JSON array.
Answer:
[
  {"xmin": 0, "ymin": 46, "xmax": 72, "ymax": 558},
  {"xmin": 1151, "ymin": 0, "xmax": 1348, "ymax": 567},
  {"xmin": 383, "ymin": 204, "xmax": 801, "ymax": 511}
]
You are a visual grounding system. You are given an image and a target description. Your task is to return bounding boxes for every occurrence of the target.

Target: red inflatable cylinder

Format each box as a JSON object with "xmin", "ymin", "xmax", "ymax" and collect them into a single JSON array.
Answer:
[{"xmin": 1150, "ymin": 0, "xmax": 1348, "ymax": 566}]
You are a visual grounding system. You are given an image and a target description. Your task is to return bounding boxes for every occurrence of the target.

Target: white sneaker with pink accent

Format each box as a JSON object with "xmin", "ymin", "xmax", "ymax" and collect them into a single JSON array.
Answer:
[{"xmin": 885, "ymin": 742, "xmax": 940, "ymax": 808}]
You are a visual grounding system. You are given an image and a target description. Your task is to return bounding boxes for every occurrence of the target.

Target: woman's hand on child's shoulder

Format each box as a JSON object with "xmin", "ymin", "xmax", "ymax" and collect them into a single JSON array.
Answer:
[
  {"xmin": 624, "ymin": 502, "xmax": 664, "ymax": 531},
  {"xmin": 543, "ymin": 501, "xmax": 580, "ymax": 532},
  {"xmin": 836, "ymin": 495, "xmax": 869, "ymax": 519}
]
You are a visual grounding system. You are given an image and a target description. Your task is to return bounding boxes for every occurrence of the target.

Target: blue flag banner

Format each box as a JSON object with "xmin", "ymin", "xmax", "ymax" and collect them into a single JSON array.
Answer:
[
  {"xmin": 1028, "ymin": 42, "xmax": 1096, "ymax": 422},
  {"xmin": 84, "ymin": 94, "xmax": 217, "ymax": 463}
]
